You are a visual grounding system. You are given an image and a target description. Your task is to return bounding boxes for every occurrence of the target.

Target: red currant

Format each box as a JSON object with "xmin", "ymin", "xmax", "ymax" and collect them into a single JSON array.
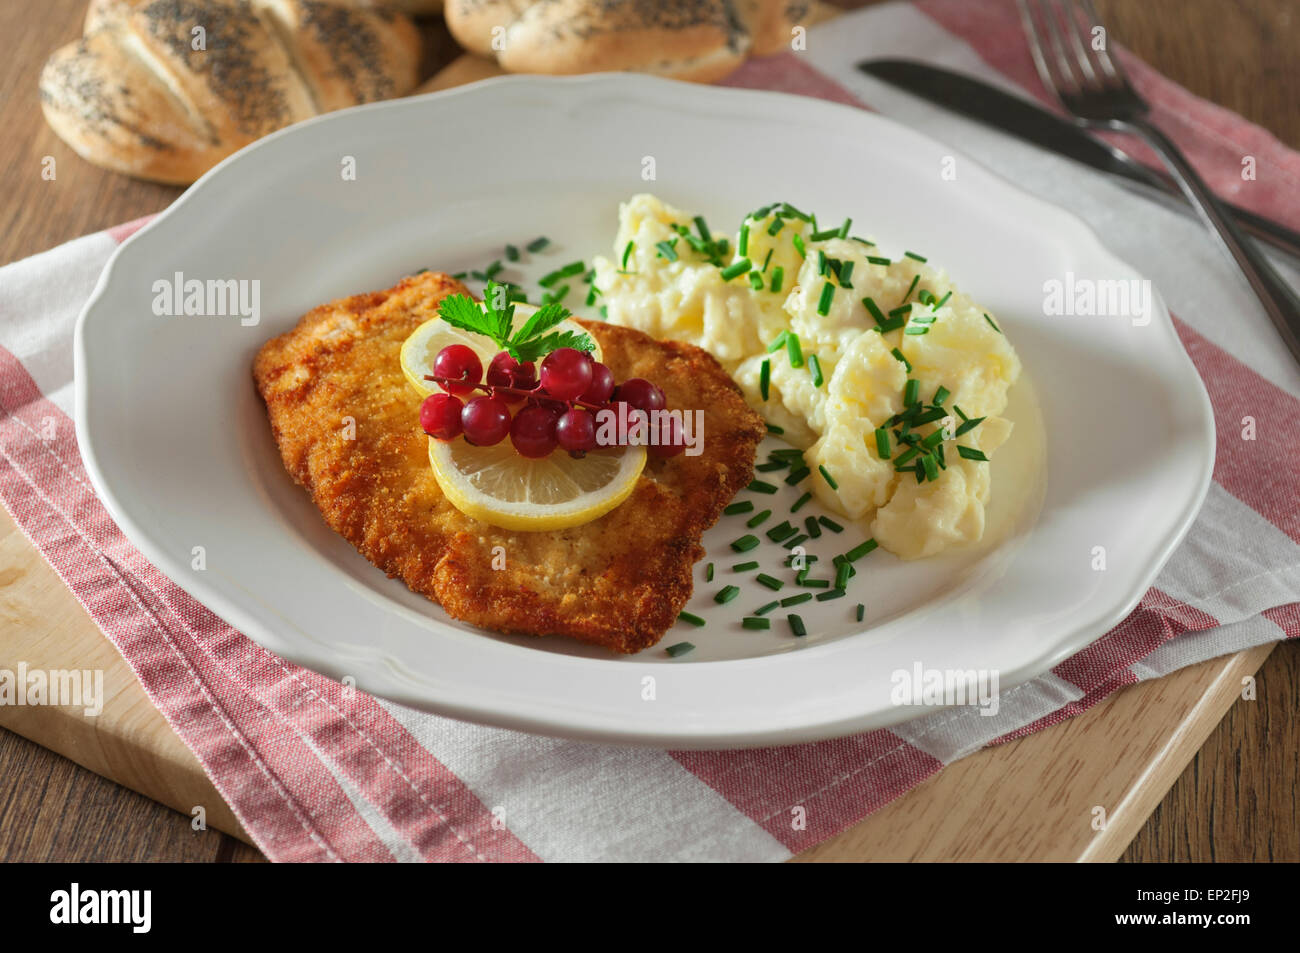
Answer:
[
  {"xmin": 539, "ymin": 347, "xmax": 593, "ymax": 401},
  {"xmin": 580, "ymin": 361, "xmax": 616, "ymax": 404},
  {"xmin": 434, "ymin": 344, "xmax": 483, "ymax": 397},
  {"xmin": 419, "ymin": 393, "xmax": 464, "ymax": 440},
  {"xmin": 555, "ymin": 407, "xmax": 597, "ymax": 453},
  {"xmin": 510, "ymin": 404, "xmax": 559, "ymax": 458},
  {"xmin": 486, "ymin": 351, "xmax": 537, "ymax": 399},
  {"xmin": 461, "ymin": 395, "xmax": 511, "ymax": 446},
  {"xmin": 614, "ymin": 378, "xmax": 666, "ymax": 414}
]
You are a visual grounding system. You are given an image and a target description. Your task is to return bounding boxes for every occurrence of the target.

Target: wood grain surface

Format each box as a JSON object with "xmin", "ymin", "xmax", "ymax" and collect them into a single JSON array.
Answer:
[{"xmin": 0, "ymin": 0, "xmax": 1296, "ymax": 863}]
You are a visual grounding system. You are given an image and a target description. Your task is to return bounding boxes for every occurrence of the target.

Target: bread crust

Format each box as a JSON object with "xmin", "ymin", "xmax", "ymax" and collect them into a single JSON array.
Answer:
[{"xmin": 40, "ymin": 0, "xmax": 422, "ymax": 184}]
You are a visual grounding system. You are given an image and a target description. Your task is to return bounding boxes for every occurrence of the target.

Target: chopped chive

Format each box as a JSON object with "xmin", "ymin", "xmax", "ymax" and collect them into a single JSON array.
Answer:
[
  {"xmin": 904, "ymin": 379, "xmax": 920, "ymax": 405},
  {"xmin": 731, "ymin": 534, "xmax": 760, "ymax": 552},
  {"xmin": 904, "ymin": 250, "xmax": 927, "ymax": 262},
  {"xmin": 754, "ymin": 600, "xmax": 781, "ymax": 616},
  {"xmin": 766, "ymin": 217, "xmax": 784, "ymax": 236},
  {"xmin": 677, "ymin": 612, "xmax": 705, "ymax": 628},
  {"xmin": 706, "ymin": 562, "xmax": 715, "ymax": 582},
  {"xmin": 788, "ymin": 614, "xmax": 807, "ymax": 637},
  {"xmin": 866, "ymin": 255, "xmax": 891, "ymax": 266},
  {"xmin": 984, "ymin": 312, "xmax": 1002, "ymax": 333},
  {"xmin": 761, "ymin": 248, "xmax": 773, "ymax": 272},
  {"xmin": 770, "ymin": 266, "xmax": 785, "ymax": 293},
  {"xmin": 835, "ymin": 561, "xmax": 851, "ymax": 590},
  {"xmin": 665, "ymin": 641, "xmax": 695, "ymax": 656},
  {"xmin": 756, "ymin": 573, "xmax": 784, "ymax": 591},
  {"xmin": 755, "ymin": 460, "xmax": 786, "ymax": 472},
  {"xmin": 738, "ymin": 224, "xmax": 750, "ymax": 256},
  {"xmin": 724, "ymin": 500, "xmax": 754, "ymax": 515},
  {"xmin": 918, "ymin": 288, "xmax": 936, "ymax": 306},
  {"xmin": 585, "ymin": 286, "xmax": 598, "ymax": 306},
  {"xmin": 792, "ymin": 233, "xmax": 807, "ymax": 258},
  {"xmin": 539, "ymin": 261, "xmax": 585, "ymax": 287},
  {"xmin": 810, "ymin": 226, "xmax": 839, "ymax": 241},
  {"xmin": 786, "ymin": 334, "xmax": 804, "ymax": 368},
  {"xmin": 693, "ymin": 215, "xmax": 711, "ymax": 241},
  {"xmin": 748, "ymin": 479, "xmax": 778, "ymax": 494},
  {"xmin": 785, "ymin": 466, "xmax": 810, "ymax": 485},
  {"xmin": 746, "ymin": 509, "xmax": 772, "ymax": 528},
  {"xmin": 733, "ymin": 560, "xmax": 760, "ymax": 572},
  {"xmin": 955, "ymin": 416, "xmax": 986, "ymax": 437},
  {"xmin": 800, "ymin": 577, "xmax": 830, "ymax": 589},
  {"xmin": 781, "ymin": 593, "xmax": 813, "ymax": 607},
  {"xmin": 450, "ymin": 271, "xmax": 467, "ymax": 279},
  {"xmin": 749, "ymin": 270, "xmax": 765, "ymax": 291},
  {"xmin": 766, "ymin": 329, "xmax": 790, "ymax": 353},
  {"xmin": 742, "ymin": 617, "xmax": 772, "ymax": 630},
  {"xmin": 837, "ymin": 261, "xmax": 855, "ymax": 288},
  {"xmin": 655, "ymin": 240, "xmax": 679, "ymax": 262},
  {"xmin": 715, "ymin": 585, "xmax": 740, "ymax": 604},
  {"xmin": 766, "ymin": 522, "xmax": 797, "ymax": 543},
  {"xmin": 888, "ymin": 304, "xmax": 912, "ymax": 319},
  {"xmin": 795, "ymin": 567, "xmax": 810, "ymax": 584},
  {"xmin": 620, "ymin": 240, "xmax": 635, "ymax": 269},
  {"xmin": 933, "ymin": 290, "xmax": 952, "ymax": 310},
  {"xmin": 846, "ymin": 538, "xmax": 879, "ymax": 562},
  {"xmin": 890, "ymin": 347, "xmax": 912, "ymax": 372},
  {"xmin": 818, "ymin": 516, "xmax": 844, "ymax": 533},
  {"xmin": 720, "ymin": 259, "xmax": 752, "ymax": 281},
  {"xmin": 783, "ymin": 534, "xmax": 809, "ymax": 550},
  {"xmin": 765, "ymin": 422, "xmax": 785, "ymax": 435},
  {"xmin": 526, "ymin": 236, "xmax": 550, "ymax": 253},
  {"xmin": 902, "ymin": 274, "xmax": 920, "ymax": 302},
  {"xmin": 921, "ymin": 452, "xmax": 940, "ymax": 481},
  {"xmin": 818, "ymin": 465, "xmax": 838, "ymax": 490},
  {"xmin": 838, "ymin": 217, "xmax": 852, "ymax": 239},
  {"xmin": 760, "ymin": 358, "xmax": 771, "ymax": 400},
  {"xmin": 805, "ymin": 516, "xmax": 822, "ymax": 539},
  {"xmin": 505, "ymin": 244, "xmax": 520, "ymax": 262},
  {"xmin": 816, "ymin": 588, "xmax": 847, "ymax": 602},
  {"xmin": 863, "ymin": 296, "xmax": 886, "ymax": 325},
  {"xmin": 808, "ymin": 353, "xmax": 824, "ymax": 388},
  {"xmin": 875, "ymin": 427, "xmax": 891, "ymax": 459},
  {"xmin": 816, "ymin": 282, "xmax": 835, "ymax": 316},
  {"xmin": 957, "ymin": 446, "xmax": 990, "ymax": 461},
  {"xmin": 933, "ymin": 385, "xmax": 950, "ymax": 405},
  {"xmin": 790, "ymin": 491, "xmax": 813, "ymax": 513},
  {"xmin": 785, "ymin": 554, "xmax": 818, "ymax": 567},
  {"xmin": 856, "ymin": 603, "xmax": 865, "ymax": 622}
]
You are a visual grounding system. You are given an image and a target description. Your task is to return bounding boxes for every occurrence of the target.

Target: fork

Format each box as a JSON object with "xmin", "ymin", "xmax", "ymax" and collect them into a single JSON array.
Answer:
[{"xmin": 1018, "ymin": 0, "xmax": 1300, "ymax": 364}]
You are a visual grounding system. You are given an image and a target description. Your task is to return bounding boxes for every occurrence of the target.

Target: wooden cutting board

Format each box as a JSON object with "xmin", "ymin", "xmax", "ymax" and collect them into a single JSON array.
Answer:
[{"xmin": 0, "ymin": 503, "xmax": 1274, "ymax": 859}]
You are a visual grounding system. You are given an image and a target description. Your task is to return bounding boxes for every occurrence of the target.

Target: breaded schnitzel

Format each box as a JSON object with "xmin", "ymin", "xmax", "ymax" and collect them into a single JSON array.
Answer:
[{"xmin": 253, "ymin": 271, "xmax": 764, "ymax": 653}]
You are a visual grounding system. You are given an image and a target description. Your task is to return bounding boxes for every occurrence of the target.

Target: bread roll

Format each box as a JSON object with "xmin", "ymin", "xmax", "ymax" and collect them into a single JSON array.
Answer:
[
  {"xmin": 40, "ymin": 0, "xmax": 421, "ymax": 184},
  {"xmin": 738, "ymin": 0, "xmax": 812, "ymax": 56},
  {"xmin": 444, "ymin": 0, "xmax": 815, "ymax": 83}
]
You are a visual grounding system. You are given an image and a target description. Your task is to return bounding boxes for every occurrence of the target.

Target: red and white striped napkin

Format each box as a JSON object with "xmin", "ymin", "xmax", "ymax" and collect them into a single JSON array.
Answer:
[{"xmin": 1, "ymin": 0, "xmax": 1297, "ymax": 861}]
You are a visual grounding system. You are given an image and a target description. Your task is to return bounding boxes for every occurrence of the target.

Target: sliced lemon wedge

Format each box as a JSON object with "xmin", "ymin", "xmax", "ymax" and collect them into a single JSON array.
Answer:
[
  {"xmin": 400, "ymin": 302, "xmax": 601, "ymax": 397},
  {"xmin": 429, "ymin": 437, "xmax": 645, "ymax": 531}
]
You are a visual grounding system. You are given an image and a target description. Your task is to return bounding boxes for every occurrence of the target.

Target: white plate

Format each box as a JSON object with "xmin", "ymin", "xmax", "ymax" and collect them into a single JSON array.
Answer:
[{"xmin": 75, "ymin": 75, "xmax": 1214, "ymax": 747}]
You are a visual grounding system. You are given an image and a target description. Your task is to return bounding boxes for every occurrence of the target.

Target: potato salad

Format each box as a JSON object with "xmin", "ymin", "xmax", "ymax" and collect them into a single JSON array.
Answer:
[{"xmin": 592, "ymin": 194, "xmax": 1022, "ymax": 559}]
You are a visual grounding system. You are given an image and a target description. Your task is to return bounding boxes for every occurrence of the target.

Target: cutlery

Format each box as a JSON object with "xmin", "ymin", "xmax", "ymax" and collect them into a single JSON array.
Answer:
[
  {"xmin": 857, "ymin": 58, "xmax": 1300, "ymax": 261},
  {"xmin": 1019, "ymin": 0, "xmax": 1300, "ymax": 363}
]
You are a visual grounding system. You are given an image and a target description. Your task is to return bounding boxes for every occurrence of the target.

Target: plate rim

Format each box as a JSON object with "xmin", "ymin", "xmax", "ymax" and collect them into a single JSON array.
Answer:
[{"xmin": 73, "ymin": 73, "xmax": 1216, "ymax": 747}]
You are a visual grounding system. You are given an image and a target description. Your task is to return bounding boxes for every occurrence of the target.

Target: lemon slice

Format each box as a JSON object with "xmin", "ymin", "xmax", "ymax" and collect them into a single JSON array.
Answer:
[
  {"xmin": 401, "ymin": 302, "xmax": 601, "ymax": 397},
  {"xmin": 429, "ymin": 437, "xmax": 645, "ymax": 531}
]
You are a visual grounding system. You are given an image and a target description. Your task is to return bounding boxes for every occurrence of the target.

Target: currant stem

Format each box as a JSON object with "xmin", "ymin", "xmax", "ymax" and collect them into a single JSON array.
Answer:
[{"xmin": 423, "ymin": 375, "xmax": 610, "ymax": 412}]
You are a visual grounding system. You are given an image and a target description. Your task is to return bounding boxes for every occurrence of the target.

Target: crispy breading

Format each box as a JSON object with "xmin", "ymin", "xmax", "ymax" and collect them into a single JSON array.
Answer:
[{"xmin": 253, "ymin": 271, "xmax": 763, "ymax": 653}]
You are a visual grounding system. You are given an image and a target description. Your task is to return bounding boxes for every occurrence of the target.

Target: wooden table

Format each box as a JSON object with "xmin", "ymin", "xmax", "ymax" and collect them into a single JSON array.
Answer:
[{"xmin": 1, "ymin": 0, "xmax": 1296, "ymax": 863}]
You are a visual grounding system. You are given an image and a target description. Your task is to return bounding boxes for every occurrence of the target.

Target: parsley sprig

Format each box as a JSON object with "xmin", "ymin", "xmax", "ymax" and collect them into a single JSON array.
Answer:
[{"xmin": 437, "ymin": 280, "xmax": 594, "ymax": 363}]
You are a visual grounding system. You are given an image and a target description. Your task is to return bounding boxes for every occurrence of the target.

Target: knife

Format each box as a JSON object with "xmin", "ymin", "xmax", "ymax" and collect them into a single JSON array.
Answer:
[{"xmin": 858, "ymin": 58, "xmax": 1300, "ymax": 261}]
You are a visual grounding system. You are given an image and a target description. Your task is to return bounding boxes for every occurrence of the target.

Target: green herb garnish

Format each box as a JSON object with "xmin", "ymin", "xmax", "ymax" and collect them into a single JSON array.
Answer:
[{"xmin": 437, "ymin": 281, "xmax": 592, "ymax": 362}]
